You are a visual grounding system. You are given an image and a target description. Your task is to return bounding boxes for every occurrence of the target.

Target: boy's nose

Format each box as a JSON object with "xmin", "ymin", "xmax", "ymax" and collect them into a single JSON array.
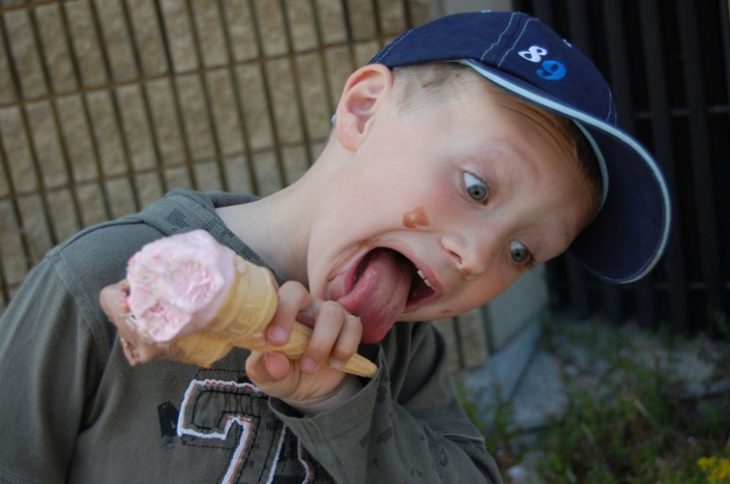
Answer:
[{"xmin": 440, "ymin": 229, "xmax": 499, "ymax": 278}]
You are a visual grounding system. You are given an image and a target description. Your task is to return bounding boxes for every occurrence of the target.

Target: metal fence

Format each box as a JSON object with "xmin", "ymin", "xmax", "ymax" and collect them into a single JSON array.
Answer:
[{"xmin": 516, "ymin": 0, "xmax": 730, "ymax": 335}]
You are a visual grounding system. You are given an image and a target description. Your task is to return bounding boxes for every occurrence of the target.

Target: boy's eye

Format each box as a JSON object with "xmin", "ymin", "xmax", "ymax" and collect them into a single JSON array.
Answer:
[
  {"xmin": 463, "ymin": 172, "xmax": 490, "ymax": 203},
  {"xmin": 510, "ymin": 240, "xmax": 533, "ymax": 266}
]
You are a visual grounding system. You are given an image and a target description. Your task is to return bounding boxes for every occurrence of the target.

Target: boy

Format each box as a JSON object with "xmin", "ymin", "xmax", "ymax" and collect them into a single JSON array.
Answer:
[{"xmin": 0, "ymin": 11, "xmax": 669, "ymax": 483}]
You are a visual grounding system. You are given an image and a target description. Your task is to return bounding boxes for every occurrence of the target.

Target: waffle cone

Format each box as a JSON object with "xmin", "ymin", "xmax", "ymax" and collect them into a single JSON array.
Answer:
[
  {"xmin": 234, "ymin": 323, "xmax": 378, "ymax": 378},
  {"xmin": 168, "ymin": 256, "xmax": 377, "ymax": 377}
]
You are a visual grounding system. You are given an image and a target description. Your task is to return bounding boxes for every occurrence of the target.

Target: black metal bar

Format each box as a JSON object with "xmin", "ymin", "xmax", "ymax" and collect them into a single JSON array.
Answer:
[
  {"xmin": 675, "ymin": 0, "xmax": 725, "ymax": 328},
  {"xmin": 531, "ymin": 0, "xmax": 555, "ymax": 27},
  {"xmin": 565, "ymin": 0, "xmax": 590, "ymax": 53},
  {"xmin": 639, "ymin": 0, "xmax": 689, "ymax": 333},
  {"xmin": 517, "ymin": 0, "xmax": 593, "ymax": 321},
  {"xmin": 722, "ymin": 0, "xmax": 730, "ymax": 105},
  {"xmin": 566, "ymin": 257, "xmax": 592, "ymax": 319},
  {"xmin": 551, "ymin": 0, "xmax": 594, "ymax": 320},
  {"xmin": 601, "ymin": 0, "xmax": 652, "ymax": 326},
  {"xmin": 567, "ymin": 0, "xmax": 627, "ymax": 324}
]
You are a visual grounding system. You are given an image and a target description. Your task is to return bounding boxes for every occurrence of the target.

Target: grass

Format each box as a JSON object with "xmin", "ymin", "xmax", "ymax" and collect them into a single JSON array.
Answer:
[{"xmin": 458, "ymin": 316, "xmax": 730, "ymax": 483}]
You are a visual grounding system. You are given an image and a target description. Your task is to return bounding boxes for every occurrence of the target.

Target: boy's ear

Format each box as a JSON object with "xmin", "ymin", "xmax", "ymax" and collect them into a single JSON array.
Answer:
[{"xmin": 335, "ymin": 64, "xmax": 394, "ymax": 150}]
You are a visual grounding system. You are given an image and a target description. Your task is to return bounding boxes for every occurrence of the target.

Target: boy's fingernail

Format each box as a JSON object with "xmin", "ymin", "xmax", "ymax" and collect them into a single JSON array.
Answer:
[
  {"xmin": 268, "ymin": 327, "xmax": 287, "ymax": 344},
  {"xmin": 300, "ymin": 357, "xmax": 318, "ymax": 374},
  {"xmin": 329, "ymin": 358, "xmax": 344, "ymax": 370}
]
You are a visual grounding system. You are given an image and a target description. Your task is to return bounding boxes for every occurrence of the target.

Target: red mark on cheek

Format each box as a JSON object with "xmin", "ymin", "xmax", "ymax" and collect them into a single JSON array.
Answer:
[{"xmin": 402, "ymin": 207, "xmax": 429, "ymax": 229}]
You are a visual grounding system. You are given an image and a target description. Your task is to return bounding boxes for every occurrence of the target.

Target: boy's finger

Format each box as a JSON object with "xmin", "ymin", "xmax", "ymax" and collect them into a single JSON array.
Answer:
[
  {"xmin": 245, "ymin": 351, "xmax": 292, "ymax": 385},
  {"xmin": 99, "ymin": 279, "xmax": 130, "ymax": 320},
  {"xmin": 100, "ymin": 279, "xmax": 147, "ymax": 365},
  {"xmin": 300, "ymin": 300, "xmax": 345, "ymax": 374},
  {"xmin": 267, "ymin": 281, "xmax": 311, "ymax": 345},
  {"xmin": 264, "ymin": 352, "xmax": 294, "ymax": 381},
  {"xmin": 329, "ymin": 314, "xmax": 363, "ymax": 371}
]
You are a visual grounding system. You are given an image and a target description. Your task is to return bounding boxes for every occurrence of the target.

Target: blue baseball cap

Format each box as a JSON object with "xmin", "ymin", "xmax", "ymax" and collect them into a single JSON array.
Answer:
[{"xmin": 370, "ymin": 10, "xmax": 671, "ymax": 283}]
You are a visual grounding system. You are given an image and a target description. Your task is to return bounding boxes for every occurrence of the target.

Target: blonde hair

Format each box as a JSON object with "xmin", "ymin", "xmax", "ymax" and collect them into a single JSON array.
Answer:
[{"xmin": 392, "ymin": 63, "xmax": 602, "ymax": 206}]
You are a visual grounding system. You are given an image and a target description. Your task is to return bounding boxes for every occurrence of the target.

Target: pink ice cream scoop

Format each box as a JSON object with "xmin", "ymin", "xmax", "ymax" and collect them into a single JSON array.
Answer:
[
  {"xmin": 124, "ymin": 229, "xmax": 237, "ymax": 343},
  {"xmin": 112, "ymin": 230, "xmax": 377, "ymax": 378}
]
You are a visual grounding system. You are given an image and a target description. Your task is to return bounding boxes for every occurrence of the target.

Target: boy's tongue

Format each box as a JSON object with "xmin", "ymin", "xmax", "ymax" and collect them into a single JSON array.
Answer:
[{"xmin": 337, "ymin": 249, "xmax": 412, "ymax": 343}]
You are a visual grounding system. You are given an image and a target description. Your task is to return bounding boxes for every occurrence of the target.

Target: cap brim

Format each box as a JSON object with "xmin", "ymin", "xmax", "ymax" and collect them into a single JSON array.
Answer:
[{"xmin": 462, "ymin": 59, "xmax": 671, "ymax": 283}]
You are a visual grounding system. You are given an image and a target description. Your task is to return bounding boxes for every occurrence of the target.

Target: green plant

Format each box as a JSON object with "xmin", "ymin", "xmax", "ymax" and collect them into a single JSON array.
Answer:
[
  {"xmin": 535, "ymin": 321, "xmax": 729, "ymax": 483},
  {"xmin": 457, "ymin": 317, "xmax": 729, "ymax": 482}
]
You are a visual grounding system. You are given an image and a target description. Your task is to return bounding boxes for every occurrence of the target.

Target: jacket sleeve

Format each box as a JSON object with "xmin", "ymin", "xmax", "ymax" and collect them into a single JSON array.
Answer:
[
  {"xmin": 271, "ymin": 322, "xmax": 503, "ymax": 483},
  {"xmin": 0, "ymin": 256, "xmax": 105, "ymax": 484}
]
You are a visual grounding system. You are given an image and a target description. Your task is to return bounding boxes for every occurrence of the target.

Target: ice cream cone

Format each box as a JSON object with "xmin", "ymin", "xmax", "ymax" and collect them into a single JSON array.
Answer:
[
  {"xmin": 164, "ymin": 255, "xmax": 378, "ymax": 377},
  {"xmin": 232, "ymin": 323, "xmax": 378, "ymax": 378}
]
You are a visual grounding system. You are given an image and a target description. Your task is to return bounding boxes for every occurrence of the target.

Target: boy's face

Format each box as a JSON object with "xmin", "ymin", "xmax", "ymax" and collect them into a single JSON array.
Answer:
[{"xmin": 307, "ymin": 71, "xmax": 595, "ymax": 343}]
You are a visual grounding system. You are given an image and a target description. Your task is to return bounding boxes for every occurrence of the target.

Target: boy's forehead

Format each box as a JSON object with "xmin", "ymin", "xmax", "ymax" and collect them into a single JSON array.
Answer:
[
  {"xmin": 417, "ymin": 77, "xmax": 581, "ymax": 174},
  {"xmin": 393, "ymin": 64, "xmax": 579, "ymax": 165}
]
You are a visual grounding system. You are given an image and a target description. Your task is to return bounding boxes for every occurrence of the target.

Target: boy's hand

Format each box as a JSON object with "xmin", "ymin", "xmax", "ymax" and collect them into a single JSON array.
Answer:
[{"xmin": 245, "ymin": 280, "xmax": 364, "ymax": 408}]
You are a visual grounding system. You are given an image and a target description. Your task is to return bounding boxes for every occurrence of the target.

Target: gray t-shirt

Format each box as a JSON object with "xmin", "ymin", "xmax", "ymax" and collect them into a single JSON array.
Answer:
[{"xmin": 0, "ymin": 188, "xmax": 500, "ymax": 483}]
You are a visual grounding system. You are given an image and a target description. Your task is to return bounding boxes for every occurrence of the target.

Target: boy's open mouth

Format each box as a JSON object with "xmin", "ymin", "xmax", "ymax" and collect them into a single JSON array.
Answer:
[{"xmin": 336, "ymin": 248, "xmax": 436, "ymax": 343}]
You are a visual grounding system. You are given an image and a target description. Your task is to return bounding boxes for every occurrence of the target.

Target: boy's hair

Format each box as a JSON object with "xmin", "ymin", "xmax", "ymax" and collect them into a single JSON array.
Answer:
[{"xmin": 392, "ymin": 63, "xmax": 602, "ymax": 208}]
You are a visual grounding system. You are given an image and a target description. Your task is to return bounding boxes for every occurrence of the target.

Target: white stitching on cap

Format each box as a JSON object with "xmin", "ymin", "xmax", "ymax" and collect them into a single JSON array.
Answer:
[
  {"xmin": 606, "ymin": 88, "xmax": 615, "ymax": 124},
  {"xmin": 480, "ymin": 11, "xmax": 517, "ymax": 61},
  {"xmin": 372, "ymin": 29, "xmax": 414, "ymax": 63},
  {"xmin": 497, "ymin": 17, "xmax": 536, "ymax": 68}
]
